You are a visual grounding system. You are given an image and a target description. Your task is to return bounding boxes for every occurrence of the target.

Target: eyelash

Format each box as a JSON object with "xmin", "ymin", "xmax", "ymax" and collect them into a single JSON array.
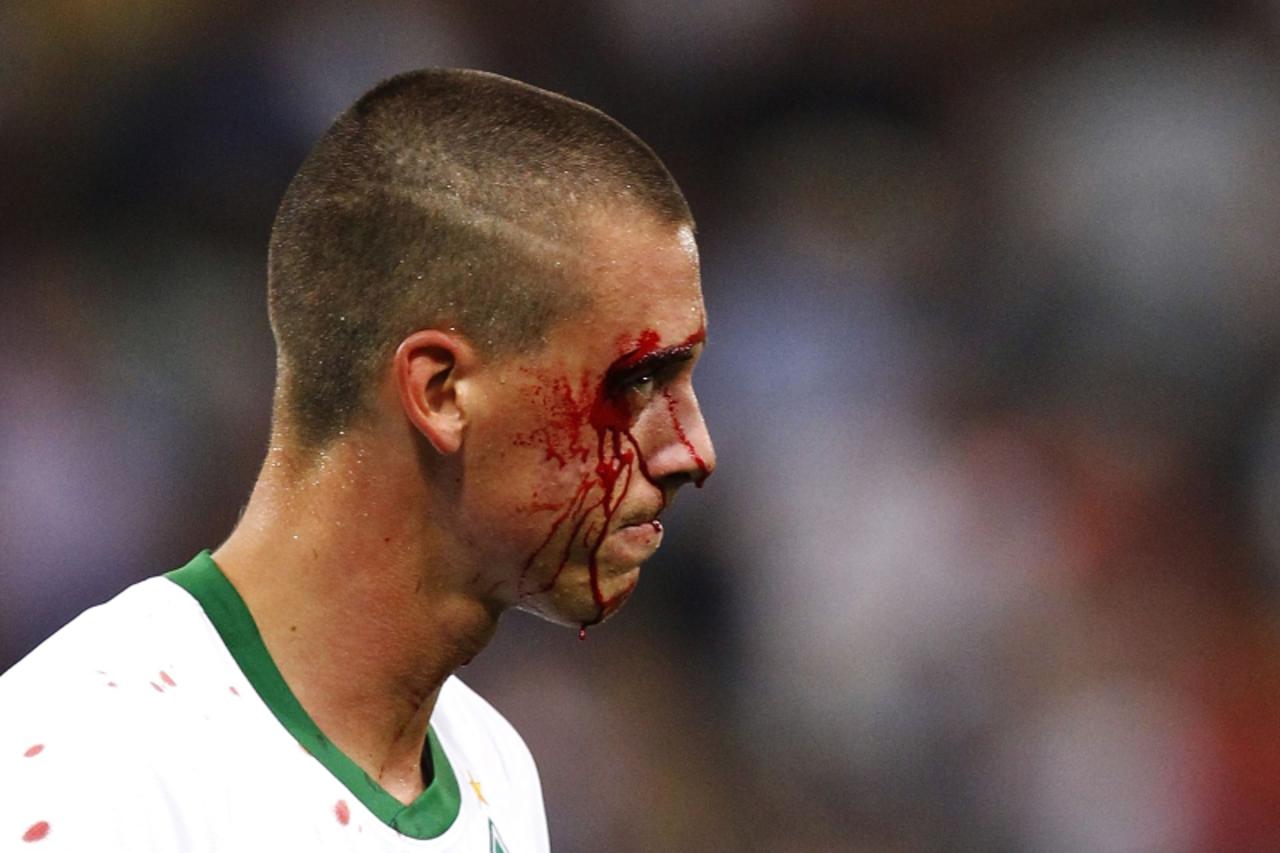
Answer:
[{"xmin": 605, "ymin": 351, "xmax": 696, "ymax": 400}]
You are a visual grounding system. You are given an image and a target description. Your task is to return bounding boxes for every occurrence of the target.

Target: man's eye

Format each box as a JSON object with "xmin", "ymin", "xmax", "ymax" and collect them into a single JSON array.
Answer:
[{"xmin": 626, "ymin": 373, "xmax": 656, "ymax": 398}]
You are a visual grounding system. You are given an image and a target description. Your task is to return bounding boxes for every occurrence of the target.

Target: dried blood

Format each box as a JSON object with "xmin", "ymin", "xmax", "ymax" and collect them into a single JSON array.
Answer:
[{"xmin": 22, "ymin": 821, "xmax": 50, "ymax": 842}]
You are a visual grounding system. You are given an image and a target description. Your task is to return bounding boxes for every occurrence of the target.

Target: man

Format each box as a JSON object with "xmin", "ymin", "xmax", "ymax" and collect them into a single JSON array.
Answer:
[{"xmin": 0, "ymin": 68, "xmax": 714, "ymax": 850}]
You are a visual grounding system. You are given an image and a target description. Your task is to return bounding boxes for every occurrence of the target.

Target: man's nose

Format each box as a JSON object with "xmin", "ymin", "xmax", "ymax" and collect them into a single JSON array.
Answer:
[{"xmin": 645, "ymin": 385, "xmax": 715, "ymax": 488}]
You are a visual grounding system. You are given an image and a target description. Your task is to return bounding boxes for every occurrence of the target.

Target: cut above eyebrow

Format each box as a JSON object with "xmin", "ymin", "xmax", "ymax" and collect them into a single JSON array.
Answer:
[{"xmin": 604, "ymin": 341, "xmax": 701, "ymax": 387}]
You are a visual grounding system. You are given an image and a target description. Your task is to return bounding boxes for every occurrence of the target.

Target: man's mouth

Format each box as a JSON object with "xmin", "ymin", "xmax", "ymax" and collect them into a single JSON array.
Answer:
[
  {"xmin": 616, "ymin": 511, "xmax": 663, "ymax": 532},
  {"xmin": 612, "ymin": 515, "xmax": 665, "ymax": 553}
]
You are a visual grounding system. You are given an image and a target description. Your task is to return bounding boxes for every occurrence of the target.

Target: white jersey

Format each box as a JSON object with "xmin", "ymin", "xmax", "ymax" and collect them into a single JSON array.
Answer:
[{"xmin": 0, "ymin": 552, "xmax": 549, "ymax": 852}]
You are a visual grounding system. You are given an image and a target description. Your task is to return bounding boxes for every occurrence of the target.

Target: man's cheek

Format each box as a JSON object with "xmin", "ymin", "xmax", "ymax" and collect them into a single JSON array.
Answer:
[{"xmin": 509, "ymin": 371, "xmax": 597, "ymax": 471}]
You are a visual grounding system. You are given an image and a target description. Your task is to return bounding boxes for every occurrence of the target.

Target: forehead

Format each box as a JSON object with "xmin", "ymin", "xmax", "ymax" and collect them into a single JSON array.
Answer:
[{"xmin": 573, "ymin": 212, "xmax": 704, "ymax": 328}]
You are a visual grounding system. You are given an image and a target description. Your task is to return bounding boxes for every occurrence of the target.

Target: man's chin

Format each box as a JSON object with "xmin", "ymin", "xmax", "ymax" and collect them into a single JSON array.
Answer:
[{"xmin": 514, "ymin": 564, "xmax": 641, "ymax": 628}]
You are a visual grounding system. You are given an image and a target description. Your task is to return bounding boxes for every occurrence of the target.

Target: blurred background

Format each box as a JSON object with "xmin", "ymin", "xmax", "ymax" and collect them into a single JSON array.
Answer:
[{"xmin": 4, "ymin": 0, "xmax": 1280, "ymax": 850}]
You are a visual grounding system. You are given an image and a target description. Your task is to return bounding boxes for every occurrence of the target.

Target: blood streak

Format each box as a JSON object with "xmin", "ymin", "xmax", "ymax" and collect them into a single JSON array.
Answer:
[
  {"xmin": 160, "ymin": 671, "xmax": 176, "ymax": 687},
  {"xmin": 22, "ymin": 821, "xmax": 50, "ymax": 842},
  {"xmin": 662, "ymin": 389, "xmax": 710, "ymax": 484},
  {"xmin": 335, "ymin": 799, "xmax": 350, "ymax": 826},
  {"xmin": 23, "ymin": 744, "xmax": 43, "ymax": 758},
  {"xmin": 515, "ymin": 327, "xmax": 707, "ymax": 632}
]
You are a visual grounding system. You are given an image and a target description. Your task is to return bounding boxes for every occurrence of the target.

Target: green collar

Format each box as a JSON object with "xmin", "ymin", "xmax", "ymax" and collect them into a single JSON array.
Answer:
[{"xmin": 167, "ymin": 551, "xmax": 461, "ymax": 839}]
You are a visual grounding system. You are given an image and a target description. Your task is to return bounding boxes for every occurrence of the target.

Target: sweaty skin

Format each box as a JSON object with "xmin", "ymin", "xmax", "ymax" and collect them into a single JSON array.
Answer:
[{"xmin": 213, "ymin": 213, "xmax": 714, "ymax": 804}]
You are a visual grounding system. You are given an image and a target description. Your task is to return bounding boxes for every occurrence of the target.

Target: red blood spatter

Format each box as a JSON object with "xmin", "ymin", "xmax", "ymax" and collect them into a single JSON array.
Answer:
[
  {"xmin": 23, "ymin": 744, "xmax": 43, "ymax": 758},
  {"xmin": 21, "ymin": 821, "xmax": 50, "ymax": 842},
  {"xmin": 512, "ymin": 373, "xmax": 595, "ymax": 469},
  {"xmin": 334, "ymin": 799, "xmax": 351, "ymax": 826},
  {"xmin": 229, "ymin": 686, "xmax": 240, "ymax": 697},
  {"xmin": 150, "ymin": 682, "xmax": 164, "ymax": 693},
  {"xmin": 516, "ymin": 327, "xmax": 706, "ymax": 627},
  {"xmin": 160, "ymin": 671, "xmax": 176, "ymax": 687},
  {"xmin": 106, "ymin": 681, "xmax": 118, "ymax": 688}
]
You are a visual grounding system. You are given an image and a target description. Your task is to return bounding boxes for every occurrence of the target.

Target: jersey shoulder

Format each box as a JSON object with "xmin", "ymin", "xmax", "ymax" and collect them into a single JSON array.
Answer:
[
  {"xmin": 435, "ymin": 676, "xmax": 550, "ymax": 853},
  {"xmin": 0, "ymin": 577, "xmax": 230, "ymax": 849},
  {"xmin": 0, "ymin": 576, "xmax": 213, "ymax": 708}
]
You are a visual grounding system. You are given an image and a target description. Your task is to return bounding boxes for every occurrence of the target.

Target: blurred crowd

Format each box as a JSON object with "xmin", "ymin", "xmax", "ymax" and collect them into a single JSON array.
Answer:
[{"xmin": 4, "ymin": 1, "xmax": 1280, "ymax": 850}]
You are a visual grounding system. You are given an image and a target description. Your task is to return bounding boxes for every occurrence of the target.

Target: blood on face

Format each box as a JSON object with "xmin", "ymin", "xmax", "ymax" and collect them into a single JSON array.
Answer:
[{"xmin": 513, "ymin": 326, "xmax": 707, "ymax": 630}]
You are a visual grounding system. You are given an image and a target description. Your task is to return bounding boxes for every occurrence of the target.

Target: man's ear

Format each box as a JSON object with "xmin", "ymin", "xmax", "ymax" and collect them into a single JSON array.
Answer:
[{"xmin": 394, "ymin": 330, "xmax": 474, "ymax": 455}]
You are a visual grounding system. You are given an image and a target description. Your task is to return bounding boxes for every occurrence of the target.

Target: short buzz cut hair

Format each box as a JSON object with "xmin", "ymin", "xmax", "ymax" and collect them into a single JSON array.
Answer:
[{"xmin": 267, "ymin": 68, "xmax": 693, "ymax": 450}]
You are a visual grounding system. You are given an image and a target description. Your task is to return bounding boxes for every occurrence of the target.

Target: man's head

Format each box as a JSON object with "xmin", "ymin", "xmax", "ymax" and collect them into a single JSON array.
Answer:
[
  {"xmin": 267, "ymin": 68, "xmax": 692, "ymax": 450},
  {"xmin": 264, "ymin": 69, "xmax": 713, "ymax": 628}
]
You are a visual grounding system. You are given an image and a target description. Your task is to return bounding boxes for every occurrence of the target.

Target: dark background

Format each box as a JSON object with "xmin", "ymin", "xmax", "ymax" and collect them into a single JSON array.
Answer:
[{"xmin": 4, "ymin": 1, "xmax": 1280, "ymax": 850}]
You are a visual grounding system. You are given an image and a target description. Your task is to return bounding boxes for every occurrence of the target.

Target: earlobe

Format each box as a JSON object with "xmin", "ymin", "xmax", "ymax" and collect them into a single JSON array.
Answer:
[{"xmin": 394, "ymin": 330, "xmax": 471, "ymax": 455}]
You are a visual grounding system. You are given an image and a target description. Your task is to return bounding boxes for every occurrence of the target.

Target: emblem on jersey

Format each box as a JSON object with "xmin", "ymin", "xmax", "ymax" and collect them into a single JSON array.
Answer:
[
  {"xmin": 489, "ymin": 818, "xmax": 509, "ymax": 853},
  {"xmin": 469, "ymin": 771, "xmax": 488, "ymax": 805}
]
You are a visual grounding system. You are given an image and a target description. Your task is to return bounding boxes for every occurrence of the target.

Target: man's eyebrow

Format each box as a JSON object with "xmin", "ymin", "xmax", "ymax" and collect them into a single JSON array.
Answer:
[
  {"xmin": 605, "ymin": 336, "xmax": 705, "ymax": 386},
  {"xmin": 610, "ymin": 343, "xmax": 698, "ymax": 377}
]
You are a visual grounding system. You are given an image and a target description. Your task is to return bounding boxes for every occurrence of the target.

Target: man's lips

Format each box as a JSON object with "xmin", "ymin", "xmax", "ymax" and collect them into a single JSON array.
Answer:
[
  {"xmin": 612, "ymin": 516, "xmax": 664, "ymax": 554},
  {"xmin": 616, "ymin": 515, "xmax": 662, "ymax": 533}
]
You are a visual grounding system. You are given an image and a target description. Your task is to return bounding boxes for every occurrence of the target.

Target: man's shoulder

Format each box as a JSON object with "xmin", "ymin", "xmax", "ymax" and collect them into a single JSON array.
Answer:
[
  {"xmin": 3, "ymin": 571, "xmax": 263, "ymax": 765},
  {"xmin": 436, "ymin": 675, "xmax": 534, "ymax": 765},
  {"xmin": 434, "ymin": 677, "xmax": 548, "ymax": 852},
  {"xmin": 0, "ymin": 576, "xmax": 233, "ymax": 848},
  {"xmin": 1, "ymin": 575, "xmax": 211, "ymax": 702}
]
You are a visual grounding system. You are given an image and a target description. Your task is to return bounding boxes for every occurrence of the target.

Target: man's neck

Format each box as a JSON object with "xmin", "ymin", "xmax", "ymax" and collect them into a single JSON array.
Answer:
[{"xmin": 212, "ymin": 438, "xmax": 500, "ymax": 804}]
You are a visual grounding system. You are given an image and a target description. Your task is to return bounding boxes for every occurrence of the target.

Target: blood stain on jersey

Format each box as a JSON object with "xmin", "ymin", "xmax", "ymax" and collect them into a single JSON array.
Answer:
[
  {"xmin": 334, "ymin": 799, "xmax": 351, "ymax": 826},
  {"xmin": 21, "ymin": 821, "xmax": 50, "ymax": 842},
  {"xmin": 150, "ymin": 681, "xmax": 165, "ymax": 693},
  {"xmin": 23, "ymin": 744, "xmax": 44, "ymax": 758},
  {"xmin": 160, "ymin": 671, "xmax": 176, "ymax": 687},
  {"xmin": 229, "ymin": 686, "xmax": 240, "ymax": 697}
]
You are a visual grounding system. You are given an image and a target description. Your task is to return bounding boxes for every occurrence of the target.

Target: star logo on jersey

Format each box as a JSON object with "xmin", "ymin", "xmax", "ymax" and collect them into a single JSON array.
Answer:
[{"xmin": 469, "ymin": 772, "xmax": 488, "ymax": 805}]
